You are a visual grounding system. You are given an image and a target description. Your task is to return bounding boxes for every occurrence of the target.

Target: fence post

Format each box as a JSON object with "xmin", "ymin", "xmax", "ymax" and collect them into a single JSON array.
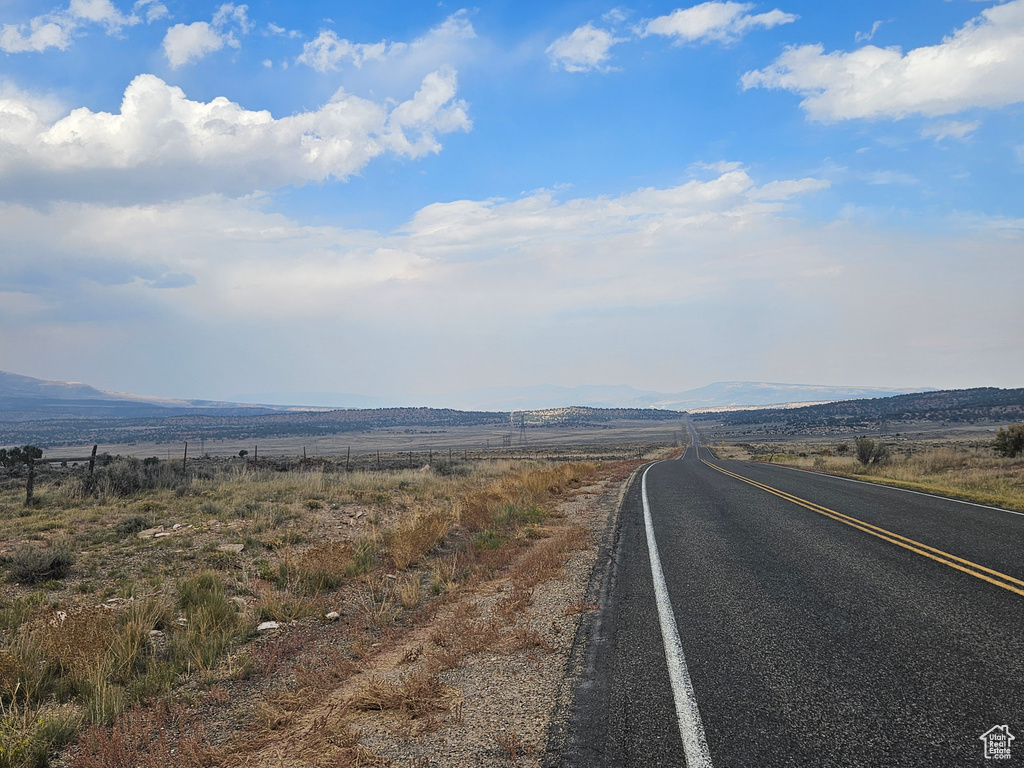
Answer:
[
  {"xmin": 346, "ymin": 446, "xmax": 351, "ymax": 472},
  {"xmin": 89, "ymin": 444, "xmax": 98, "ymax": 475},
  {"xmin": 25, "ymin": 458, "xmax": 35, "ymax": 506},
  {"xmin": 182, "ymin": 442, "xmax": 188, "ymax": 473}
]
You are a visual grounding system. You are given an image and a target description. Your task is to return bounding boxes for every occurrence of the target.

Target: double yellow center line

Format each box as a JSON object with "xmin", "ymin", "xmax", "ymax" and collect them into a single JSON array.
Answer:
[{"xmin": 697, "ymin": 449, "xmax": 1024, "ymax": 599}]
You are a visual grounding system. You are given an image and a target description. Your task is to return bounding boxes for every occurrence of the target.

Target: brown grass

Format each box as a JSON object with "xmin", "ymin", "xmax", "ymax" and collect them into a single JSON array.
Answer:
[
  {"xmin": 0, "ymin": 450, "xmax": 633, "ymax": 767},
  {"xmin": 348, "ymin": 666, "xmax": 452, "ymax": 720},
  {"xmin": 69, "ymin": 701, "xmax": 213, "ymax": 768}
]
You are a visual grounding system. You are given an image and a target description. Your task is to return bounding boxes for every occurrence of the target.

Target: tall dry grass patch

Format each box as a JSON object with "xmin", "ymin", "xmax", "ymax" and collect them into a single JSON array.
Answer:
[{"xmin": 387, "ymin": 506, "xmax": 453, "ymax": 570}]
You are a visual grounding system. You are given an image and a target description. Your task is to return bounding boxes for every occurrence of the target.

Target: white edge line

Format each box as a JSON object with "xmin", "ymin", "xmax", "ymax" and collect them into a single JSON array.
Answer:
[
  {"xmin": 764, "ymin": 463, "xmax": 1024, "ymax": 518},
  {"xmin": 641, "ymin": 462, "xmax": 713, "ymax": 768}
]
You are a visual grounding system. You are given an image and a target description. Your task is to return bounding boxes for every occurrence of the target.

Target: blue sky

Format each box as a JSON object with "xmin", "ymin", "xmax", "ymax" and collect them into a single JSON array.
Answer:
[{"xmin": 1, "ymin": 0, "xmax": 1022, "ymax": 402}]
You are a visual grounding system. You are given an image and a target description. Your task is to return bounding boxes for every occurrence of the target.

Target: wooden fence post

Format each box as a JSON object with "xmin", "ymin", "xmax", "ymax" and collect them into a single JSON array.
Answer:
[
  {"xmin": 88, "ymin": 444, "xmax": 98, "ymax": 475},
  {"xmin": 346, "ymin": 446, "xmax": 351, "ymax": 472},
  {"xmin": 25, "ymin": 458, "xmax": 35, "ymax": 506},
  {"xmin": 182, "ymin": 442, "xmax": 188, "ymax": 473},
  {"xmin": 376, "ymin": 450, "xmax": 380, "ymax": 470}
]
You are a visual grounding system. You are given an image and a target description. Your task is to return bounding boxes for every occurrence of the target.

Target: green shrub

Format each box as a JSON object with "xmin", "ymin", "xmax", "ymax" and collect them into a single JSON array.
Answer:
[
  {"xmin": 854, "ymin": 437, "xmax": 890, "ymax": 467},
  {"xmin": 5, "ymin": 542, "xmax": 75, "ymax": 584},
  {"xmin": 113, "ymin": 516, "xmax": 151, "ymax": 539},
  {"xmin": 994, "ymin": 424, "xmax": 1024, "ymax": 458}
]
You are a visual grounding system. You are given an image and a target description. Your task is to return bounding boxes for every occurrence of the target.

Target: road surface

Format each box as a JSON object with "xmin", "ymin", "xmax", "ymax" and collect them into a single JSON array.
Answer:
[{"xmin": 554, "ymin": 435, "xmax": 1024, "ymax": 766}]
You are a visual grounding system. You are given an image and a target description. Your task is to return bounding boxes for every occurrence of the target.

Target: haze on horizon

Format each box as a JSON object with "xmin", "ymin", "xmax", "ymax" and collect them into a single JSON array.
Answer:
[{"xmin": 1, "ymin": 0, "xmax": 1021, "ymax": 401}]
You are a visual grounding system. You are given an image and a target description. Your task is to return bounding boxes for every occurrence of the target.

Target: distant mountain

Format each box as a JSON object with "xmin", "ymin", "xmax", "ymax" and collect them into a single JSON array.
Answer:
[
  {"xmin": 0, "ymin": 370, "xmax": 283, "ymax": 421},
  {"xmin": 2, "ymin": 369, "xmax": 931, "ymax": 421},
  {"xmin": 656, "ymin": 381, "xmax": 927, "ymax": 411},
  {"xmin": 232, "ymin": 382, "xmax": 927, "ymax": 412}
]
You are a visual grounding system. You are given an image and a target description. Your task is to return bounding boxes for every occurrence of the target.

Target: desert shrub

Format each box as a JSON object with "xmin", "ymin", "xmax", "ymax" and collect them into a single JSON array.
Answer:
[
  {"xmin": 432, "ymin": 459, "xmax": 467, "ymax": 477},
  {"xmin": 90, "ymin": 459, "xmax": 180, "ymax": 499},
  {"xmin": 113, "ymin": 517, "xmax": 151, "ymax": 539},
  {"xmin": 5, "ymin": 541, "xmax": 75, "ymax": 584},
  {"xmin": 854, "ymin": 438, "xmax": 890, "ymax": 466},
  {"xmin": 994, "ymin": 424, "xmax": 1024, "ymax": 458}
]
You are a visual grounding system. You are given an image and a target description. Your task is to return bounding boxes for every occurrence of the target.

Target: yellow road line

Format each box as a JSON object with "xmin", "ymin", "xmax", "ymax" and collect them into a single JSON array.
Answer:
[{"xmin": 698, "ymin": 454, "xmax": 1024, "ymax": 599}]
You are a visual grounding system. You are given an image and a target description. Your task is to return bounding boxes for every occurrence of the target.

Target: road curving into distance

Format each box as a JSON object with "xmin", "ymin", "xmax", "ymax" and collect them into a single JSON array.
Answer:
[{"xmin": 554, "ymin": 430, "xmax": 1024, "ymax": 767}]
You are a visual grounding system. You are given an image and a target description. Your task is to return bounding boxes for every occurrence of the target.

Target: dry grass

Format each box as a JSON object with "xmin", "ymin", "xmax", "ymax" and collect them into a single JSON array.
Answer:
[
  {"xmin": 0, "ymin": 449, "xmax": 631, "ymax": 766},
  {"xmin": 348, "ymin": 666, "xmax": 452, "ymax": 721},
  {"xmin": 727, "ymin": 438, "xmax": 1024, "ymax": 510},
  {"xmin": 69, "ymin": 700, "xmax": 213, "ymax": 768}
]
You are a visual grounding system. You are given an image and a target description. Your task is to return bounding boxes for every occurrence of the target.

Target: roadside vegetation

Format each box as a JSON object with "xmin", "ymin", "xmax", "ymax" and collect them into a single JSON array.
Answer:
[
  {"xmin": 713, "ymin": 431, "xmax": 1024, "ymax": 511},
  {"xmin": 0, "ymin": 449, "xmax": 658, "ymax": 767}
]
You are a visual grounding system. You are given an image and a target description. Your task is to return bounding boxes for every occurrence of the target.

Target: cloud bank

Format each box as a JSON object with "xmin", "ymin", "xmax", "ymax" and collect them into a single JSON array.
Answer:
[
  {"xmin": 3, "ymin": 166, "xmax": 1020, "ymax": 395},
  {"xmin": 742, "ymin": 0, "xmax": 1024, "ymax": 120}
]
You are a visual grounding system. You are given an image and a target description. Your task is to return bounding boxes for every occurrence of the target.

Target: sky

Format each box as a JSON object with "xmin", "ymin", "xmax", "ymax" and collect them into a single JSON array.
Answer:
[{"xmin": 0, "ymin": 0, "xmax": 1022, "ymax": 403}]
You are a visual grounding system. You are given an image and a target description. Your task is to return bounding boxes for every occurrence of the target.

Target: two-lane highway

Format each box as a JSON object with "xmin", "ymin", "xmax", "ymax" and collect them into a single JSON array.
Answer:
[{"xmin": 555, "ymin": 437, "xmax": 1024, "ymax": 767}]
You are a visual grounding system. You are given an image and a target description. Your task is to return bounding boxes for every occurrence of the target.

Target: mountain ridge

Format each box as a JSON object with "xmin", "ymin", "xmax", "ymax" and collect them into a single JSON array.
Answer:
[{"xmin": 2, "ymin": 370, "xmax": 932, "ymax": 419}]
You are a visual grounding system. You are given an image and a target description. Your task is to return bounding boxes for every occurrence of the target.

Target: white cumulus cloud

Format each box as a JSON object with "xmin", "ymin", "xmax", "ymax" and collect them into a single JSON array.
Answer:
[
  {"xmin": 0, "ymin": 70, "xmax": 471, "ymax": 201},
  {"xmin": 163, "ymin": 3, "xmax": 251, "ymax": 68},
  {"xmin": 547, "ymin": 23, "xmax": 623, "ymax": 72},
  {"xmin": 742, "ymin": 0, "xmax": 1024, "ymax": 120},
  {"xmin": 644, "ymin": 2, "xmax": 796, "ymax": 44}
]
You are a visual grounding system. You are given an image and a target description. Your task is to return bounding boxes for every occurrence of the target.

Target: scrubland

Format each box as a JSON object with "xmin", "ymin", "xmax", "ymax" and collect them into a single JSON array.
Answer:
[
  {"xmin": 712, "ymin": 437, "xmax": 1024, "ymax": 510},
  {"xmin": 0, "ymin": 450, "xmax": 662, "ymax": 767}
]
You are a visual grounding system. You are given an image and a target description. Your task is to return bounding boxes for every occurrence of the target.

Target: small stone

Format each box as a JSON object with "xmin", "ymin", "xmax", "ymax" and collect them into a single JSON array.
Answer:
[
  {"xmin": 230, "ymin": 597, "xmax": 247, "ymax": 611},
  {"xmin": 154, "ymin": 532, "xmax": 172, "ymax": 539},
  {"xmin": 137, "ymin": 527, "xmax": 163, "ymax": 539},
  {"xmin": 175, "ymin": 617, "xmax": 188, "ymax": 627},
  {"xmin": 257, "ymin": 621, "xmax": 280, "ymax": 632},
  {"xmin": 325, "ymin": 611, "xmax": 340, "ymax": 621},
  {"xmin": 172, "ymin": 523, "xmax": 182, "ymax": 530},
  {"xmin": 218, "ymin": 543, "xmax": 244, "ymax": 553}
]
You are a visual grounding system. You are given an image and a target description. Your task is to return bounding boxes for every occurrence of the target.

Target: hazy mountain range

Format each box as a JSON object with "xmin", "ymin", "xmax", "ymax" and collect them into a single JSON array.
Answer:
[
  {"xmin": 0, "ymin": 370, "xmax": 930, "ymax": 420},
  {"xmin": 231, "ymin": 382, "xmax": 928, "ymax": 413}
]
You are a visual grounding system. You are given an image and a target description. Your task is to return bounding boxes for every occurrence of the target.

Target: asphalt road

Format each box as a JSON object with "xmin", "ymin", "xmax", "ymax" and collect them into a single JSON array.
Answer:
[{"xmin": 554, "ymin": 437, "xmax": 1024, "ymax": 767}]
